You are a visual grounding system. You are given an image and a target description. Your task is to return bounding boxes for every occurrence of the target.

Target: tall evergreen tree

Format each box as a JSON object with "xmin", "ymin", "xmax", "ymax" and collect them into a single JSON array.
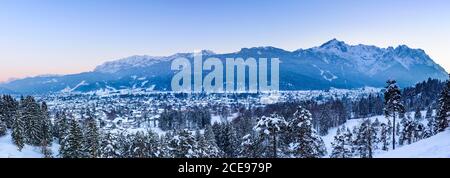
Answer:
[
  {"xmin": 168, "ymin": 129, "xmax": 198, "ymax": 158},
  {"xmin": 12, "ymin": 110, "xmax": 25, "ymax": 151},
  {"xmin": 116, "ymin": 131, "xmax": 132, "ymax": 158},
  {"xmin": 239, "ymin": 133, "xmax": 264, "ymax": 158},
  {"xmin": 158, "ymin": 133, "xmax": 172, "ymax": 158},
  {"xmin": 0, "ymin": 95, "xmax": 19, "ymax": 128},
  {"xmin": 99, "ymin": 132, "xmax": 118, "ymax": 158},
  {"xmin": 330, "ymin": 126, "xmax": 353, "ymax": 158},
  {"xmin": 84, "ymin": 115, "xmax": 100, "ymax": 158},
  {"xmin": 384, "ymin": 80, "xmax": 405, "ymax": 150},
  {"xmin": 380, "ymin": 122, "xmax": 392, "ymax": 151},
  {"xmin": 130, "ymin": 131, "xmax": 149, "ymax": 158},
  {"xmin": 435, "ymin": 74, "xmax": 450, "ymax": 132},
  {"xmin": 199, "ymin": 125, "xmax": 221, "ymax": 158},
  {"xmin": 425, "ymin": 115, "xmax": 437, "ymax": 138},
  {"xmin": 53, "ymin": 111, "xmax": 69, "ymax": 144},
  {"xmin": 146, "ymin": 130, "xmax": 161, "ymax": 158},
  {"xmin": 318, "ymin": 110, "xmax": 331, "ymax": 136},
  {"xmin": 353, "ymin": 119, "xmax": 378, "ymax": 158},
  {"xmin": 425, "ymin": 107, "xmax": 433, "ymax": 120},
  {"xmin": 61, "ymin": 119, "xmax": 85, "ymax": 158},
  {"xmin": 21, "ymin": 96, "xmax": 43, "ymax": 146},
  {"xmin": 40, "ymin": 102, "xmax": 53, "ymax": 146},
  {"xmin": 288, "ymin": 106, "xmax": 326, "ymax": 158},
  {"xmin": 399, "ymin": 115, "xmax": 415, "ymax": 145},
  {"xmin": 414, "ymin": 107, "xmax": 423, "ymax": 121},
  {"xmin": 223, "ymin": 123, "xmax": 240, "ymax": 158},
  {"xmin": 254, "ymin": 114, "xmax": 287, "ymax": 158}
]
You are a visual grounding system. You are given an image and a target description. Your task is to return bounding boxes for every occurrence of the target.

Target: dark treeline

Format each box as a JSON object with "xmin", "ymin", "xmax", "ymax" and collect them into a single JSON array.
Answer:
[
  {"xmin": 158, "ymin": 106, "xmax": 211, "ymax": 131},
  {"xmin": 403, "ymin": 78, "xmax": 444, "ymax": 111},
  {"xmin": 353, "ymin": 78, "xmax": 445, "ymax": 119}
]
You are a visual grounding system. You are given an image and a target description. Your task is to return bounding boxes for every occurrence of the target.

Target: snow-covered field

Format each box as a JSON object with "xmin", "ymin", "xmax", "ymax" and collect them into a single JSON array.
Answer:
[{"xmin": 376, "ymin": 129, "xmax": 450, "ymax": 158}]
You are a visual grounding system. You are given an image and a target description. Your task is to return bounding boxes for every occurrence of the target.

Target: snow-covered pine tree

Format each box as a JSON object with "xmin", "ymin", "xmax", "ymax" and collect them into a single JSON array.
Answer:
[
  {"xmin": 12, "ymin": 110, "xmax": 25, "ymax": 151},
  {"xmin": 146, "ymin": 129, "xmax": 160, "ymax": 158},
  {"xmin": 196, "ymin": 131, "xmax": 219, "ymax": 158},
  {"xmin": 99, "ymin": 132, "xmax": 118, "ymax": 158},
  {"xmin": 372, "ymin": 118, "xmax": 381, "ymax": 129},
  {"xmin": 116, "ymin": 131, "xmax": 132, "ymax": 158},
  {"xmin": 0, "ymin": 119, "xmax": 6, "ymax": 137},
  {"xmin": 211, "ymin": 122, "xmax": 225, "ymax": 153},
  {"xmin": 425, "ymin": 115, "xmax": 437, "ymax": 138},
  {"xmin": 223, "ymin": 123, "xmax": 240, "ymax": 158},
  {"xmin": 204, "ymin": 124, "xmax": 217, "ymax": 148},
  {"xmin": 130, "ymin": 131, "xmax": 149, "ymax": 158},
  {"xmin": 424, "ymin": 106, "xmax": 436, "ymax": 138},
  {"xmin": 158, "ymin": 133, "xmax": 172, "ymax": 158},
  {"xmin": 414, "ymin": 107, "xmax": 423, "ymax": 121},
  {"xmin": 39, "ymin": 102, "xmax": 53, "ymax": 157},
  {"xmin": 40, "ymin": 102, "xmax": 53, "ymax": 147},
  {"xmin": 212, "ymin": 122, "xmax": 239, "ymax": 158},
  {"xmin": 414, "ymin": 121, "xmax": 425, "ymax": 142},
  {"xmin": 21, "ymin": 96, "xmax": 44, "ymax": 146},
  {"xmin": 53, "ymin": 111, "xmax": 69, "ymax": 144},
  {"xmin": 0, "ymin": 95, "xmax": 19, "ymax": 128},
  {"xmin": 380, "ymin": 122, "xmax": 391, "ymax": 151},
  {"xmin": 384, "ymin": 80, "xmax": 405, "ymax": 150},
  {"xmin": 61, "ymin": 119, "xmax": 85, "ymax": 158},
  {"xmin": 353, "ymin": 119, "xmax": 377, "ymax": 158},
  {"xmin": 200, "ymin": 125, "xmax": 221, "ymax": 158},
  {"xmin": 330, "ymin": 126, "xmax": 353, "ymax": 158},
  {"xmin": 194, "ymin": 129, "xmax": 202, "ymax": 142},
  {"xmin": 84, "ymin": 115, "xmax": 100, "ymax": 158},
  {"xmin": 239, "ymin": 133, "xmax": 264, "ymax": 158},
  {"xmin": 168, "ymin": 129, "xmax": 199, "ymax": 158},
  {"xmin": 318, "ymin": 110, "xmax": 331, "ymax": 136},
  {"xmin": 435, "ymin": 74, "xmax": 450, "ymax": 132},
  {"xmin": 425, "ymin": 107, "xmax": 433, "ymax": 120},
  {"xmin": 288, "ymin": 106, "xmax": 326, "ymax": 158},
  {"xmin": 399, "ymin": 115, "xmax": 415, "ymax": 145},
  {"xmin": 254, "ymin": 114, "xmax": 287, "ymax": 158}
]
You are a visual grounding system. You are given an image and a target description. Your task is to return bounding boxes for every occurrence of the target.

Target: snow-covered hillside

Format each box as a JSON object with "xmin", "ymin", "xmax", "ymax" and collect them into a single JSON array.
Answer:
[
  {"xmin": 322, "ymin": 115, "xmax": 390, "ymax": 156},
  {"xmin": 376, "ymin": 129, "xmax": 450, "ymax": 158},
  {"xmin": 0, "ymin": 131, "xmax": 59, "ymax": 158},
  {"xmin": 322, "ymin": 110, "xmax": 450, "ymax": 158}
]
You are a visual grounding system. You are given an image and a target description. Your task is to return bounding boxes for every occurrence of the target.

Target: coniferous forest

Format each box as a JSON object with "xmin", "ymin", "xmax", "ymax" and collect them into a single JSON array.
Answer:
[{"xmin": 0, "ymin": 77, "xmax": 448, "ymax": 158}]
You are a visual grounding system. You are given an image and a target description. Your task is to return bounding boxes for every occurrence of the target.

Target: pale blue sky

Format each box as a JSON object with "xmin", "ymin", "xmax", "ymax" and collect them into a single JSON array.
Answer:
[{"xmin": 0, "ymin": 0, "xmax": 449, "ymax": 81}]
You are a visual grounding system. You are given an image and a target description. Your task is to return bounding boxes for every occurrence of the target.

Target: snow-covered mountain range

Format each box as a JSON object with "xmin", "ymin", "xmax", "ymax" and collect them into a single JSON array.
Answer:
[{"xmin": 0, "ymin": 39, "xmax": 447, "ymax": 94}]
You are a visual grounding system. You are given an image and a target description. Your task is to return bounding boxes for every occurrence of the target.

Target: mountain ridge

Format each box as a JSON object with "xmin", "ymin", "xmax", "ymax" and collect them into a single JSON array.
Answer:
[{"xmin": 1, "ymin": 39, "xmax": 447, "ymax": 94}]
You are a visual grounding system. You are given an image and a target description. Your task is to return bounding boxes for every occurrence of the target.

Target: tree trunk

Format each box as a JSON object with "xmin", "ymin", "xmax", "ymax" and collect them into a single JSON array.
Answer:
[{"xmin": 392, "ymin": 113, "xmax": 396, "ymax": 150}]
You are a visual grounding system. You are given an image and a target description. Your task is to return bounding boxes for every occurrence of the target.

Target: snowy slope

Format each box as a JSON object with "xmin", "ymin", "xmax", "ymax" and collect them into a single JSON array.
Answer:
[
  {"xmin": 0, "ymin": 131, "xmax": 60, "ymax": 158},
  {"xmin": 322, "ymin": 111, "xmax": 433, "ymax": 158},
  {"xmin": 376, "ymin": 129, "xmax": 450, "ymax": 158},
  {"xmin": 322, "ymin": 115, "xmax": 390, "ymax": 156}
]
